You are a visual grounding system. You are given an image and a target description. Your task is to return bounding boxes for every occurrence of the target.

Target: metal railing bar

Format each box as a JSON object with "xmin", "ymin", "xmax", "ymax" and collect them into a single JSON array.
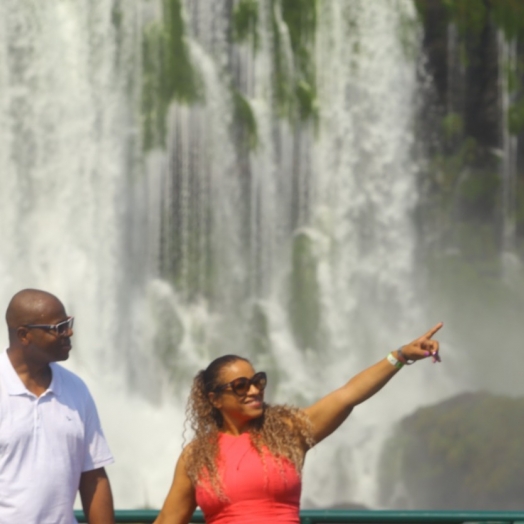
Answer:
[{"xmin": 73, "ymin": 509, "xmax": 524, "ymax": 524}]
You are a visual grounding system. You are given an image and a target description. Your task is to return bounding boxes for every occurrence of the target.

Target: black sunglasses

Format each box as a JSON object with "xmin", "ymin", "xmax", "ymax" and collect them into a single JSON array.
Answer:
[{"xmin": 214, "ymin": 371, "xmax": 267, "ymax": 397}]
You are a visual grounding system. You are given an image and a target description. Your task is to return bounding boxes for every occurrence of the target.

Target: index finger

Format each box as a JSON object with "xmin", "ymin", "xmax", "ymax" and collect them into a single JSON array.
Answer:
[{"xmin": 424, "ymin": 321, "xmax": 444, "ymax": 339}]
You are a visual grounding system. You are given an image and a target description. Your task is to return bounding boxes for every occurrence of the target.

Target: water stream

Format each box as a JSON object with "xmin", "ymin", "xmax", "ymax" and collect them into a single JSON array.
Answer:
[{"xmin": 0, "ymin": 0, "xmax": 462, "ymax": 509}]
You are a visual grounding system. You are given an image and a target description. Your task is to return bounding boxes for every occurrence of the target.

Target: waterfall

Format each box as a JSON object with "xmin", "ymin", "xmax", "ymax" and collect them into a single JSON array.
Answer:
[
  {"xmin": 0, "ymin": 0, "xmax": 183, "ymax": 506},
  {"xmin": 498, "ymin": 31, "xmax": 519, "ymax": 276},
  {"xmin": 0, "ymin": 0, "xmax": 457, "ymax": 510}
]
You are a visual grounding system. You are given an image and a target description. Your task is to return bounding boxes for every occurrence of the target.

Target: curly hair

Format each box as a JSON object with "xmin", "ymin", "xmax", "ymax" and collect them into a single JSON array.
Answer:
[{"xmin": 183, "ymin": 355, "xmax": 315, "ymax": 496}]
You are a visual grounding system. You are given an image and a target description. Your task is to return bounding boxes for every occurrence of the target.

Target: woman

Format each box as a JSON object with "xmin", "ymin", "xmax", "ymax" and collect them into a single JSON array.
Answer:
[{"xmin": 154, "ymin": 323, "xmax": 443, "ymax": 524}]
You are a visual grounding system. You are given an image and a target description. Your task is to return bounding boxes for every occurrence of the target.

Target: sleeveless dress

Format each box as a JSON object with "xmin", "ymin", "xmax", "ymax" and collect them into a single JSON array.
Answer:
[{"xmin": 195, "ymin": 432, "xmax": 301, "ymax": 524}]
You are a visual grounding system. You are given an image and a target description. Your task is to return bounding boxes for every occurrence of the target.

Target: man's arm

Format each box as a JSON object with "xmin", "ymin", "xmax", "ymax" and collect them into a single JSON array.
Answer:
[{"xmin": 79, "ymin": 467, "xmax": 115, "ymax": 524}]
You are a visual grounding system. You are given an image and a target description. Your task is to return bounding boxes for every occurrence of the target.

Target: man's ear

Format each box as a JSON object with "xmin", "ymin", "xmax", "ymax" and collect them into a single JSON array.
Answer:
[
  {"xmin": 16, "ymin": 327, "xmax": 31, "ymax": 346},
  {"xmin": 208, "ymin": 391, "xmax": 222, "ymax": 410}
]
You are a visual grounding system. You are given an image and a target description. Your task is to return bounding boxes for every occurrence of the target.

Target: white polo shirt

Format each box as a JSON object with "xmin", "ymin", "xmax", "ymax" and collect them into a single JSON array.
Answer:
[{"xmin": 0, "ymin": 351, "xmax": 114, "ymax": 524}]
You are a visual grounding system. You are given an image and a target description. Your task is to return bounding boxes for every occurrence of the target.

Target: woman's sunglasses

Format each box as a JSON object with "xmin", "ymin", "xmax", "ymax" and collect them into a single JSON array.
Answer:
[{"xmin": 214, "ymin": 371, "xmax": 267, "ymax": 397}]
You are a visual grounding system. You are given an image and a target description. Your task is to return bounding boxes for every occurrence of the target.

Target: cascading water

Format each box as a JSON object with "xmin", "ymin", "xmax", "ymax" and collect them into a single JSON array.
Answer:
[
  {"xmin": 0, "ymin": 0, "xmax": 184, "ymax": 506},
  {"xmin": 0, "ymin": 0, "xmax": 460, "ymax": 510},
  {"xmin": 498, "ymin": 31, "xmax": 519, "ymax": 277}
]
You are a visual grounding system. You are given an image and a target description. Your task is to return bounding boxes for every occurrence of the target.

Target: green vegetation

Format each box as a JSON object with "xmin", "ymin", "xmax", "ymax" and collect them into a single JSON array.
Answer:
[
  {"xmin": 422, "ymin": 132, "xmax": 501, "ymax": 255},
  {"xmin": 436, "ymin": 0, "xmax": 524, "ymax": 50},
  {"xmin": 233, "ymin": 90, "xmax": 258, "ymax": 150},
  {"xmin": 141, "ymin": 0, "xmax": 319, "ymax": 150},
  {"xmin": 508, "ymin": 97, "xmax": 524, "ymax": 135},
  {"xmin": 270, "ymin": 0, "xmax": 318, "ymax": 124},
  {"xmin": 415, "ymin": 0, "xmax": 524, "ymax": 134},
  {"xmin": 295, "ymin": 79, "xmax": 317, "ymax": 122},
  {"xmin": 142, "ymin": 0, "xmax": 202, "ymax": 150},
  {"xmin": 415, "ymin": 0, "xmax": 524, "ymax": 40},
  {"xmin": 441, "ymin": 112, "xmax": 463, "ymax": 141},
  {"xmin": 413, "ymin": 0, "xmax": 524, "ymax": 253},
  {"xmin": 380, "ymin": 392, "xmax": 524, "ymax": 509},
  {"xmin": 232, "ymin": 0, "xmax": 259, "ymax": 50},
  {"xmin": 442, "ymin": 0, "xmax": 488, "ymax": 37},
  {"xmin": 397, "ymin": 2, "xmax": 421, "ymax": 61},
  {"xmin": 281, "ymin": 0, "xmax": 316, "ymax": 82}
]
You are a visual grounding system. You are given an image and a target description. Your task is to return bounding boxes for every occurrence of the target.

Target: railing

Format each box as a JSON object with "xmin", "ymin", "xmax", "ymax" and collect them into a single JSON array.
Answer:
[{"xmin": 74, "ymin": 509, "xmax": 524, "ymax": 523}]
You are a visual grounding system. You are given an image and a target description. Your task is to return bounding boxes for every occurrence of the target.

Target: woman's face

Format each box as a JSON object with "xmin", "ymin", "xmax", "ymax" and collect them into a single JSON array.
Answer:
[{"xmin": 210, "ymin": 359, "xmax": 266, "ymax": 428}]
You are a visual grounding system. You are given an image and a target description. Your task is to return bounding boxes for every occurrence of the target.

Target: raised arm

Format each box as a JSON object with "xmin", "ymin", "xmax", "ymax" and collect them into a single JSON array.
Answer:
[
  {"xmin": 154, "ymin": 450, "xmax": 197, "ymax": 524},
  {"xmin": 304, "ymin": 323, "xmax": 443, "ymax": 444}
]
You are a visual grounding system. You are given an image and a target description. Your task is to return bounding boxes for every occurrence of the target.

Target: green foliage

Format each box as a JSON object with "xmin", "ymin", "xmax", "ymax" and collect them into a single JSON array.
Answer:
[
  {"xmin": 412, "ymin": 0, "xmax": 508, "ymax": 236},
  {"xmin": 508, "ymin": 97, "xmax": 524, "ymax": 135},
  {"xmin": 380, "ymin": 392, "xmax": 524, "ymax": 509},
  {"xmin": 271, "ymin": 20, "xmax": 292, "ymax": 119},
  {"xmin": 162, "ymin": 0, "xmax": 201, "ymax": 103},
  {"xmin": 428, "ymin": 135, "xmax": 476, "ymax": 202},
  {"xmin": 418, "ymin": 0, "xmax": 524, "ymax": 131},
  {"xmin": 505, "ymin": 61, "xmax": 519, "ymax": 93},
  {"xmin": 458, "ymin": 170, "xmax": 499, "ymax": 207},
  {"xmin": 412, "ymin": 0, "xmax": 426, "ymax": 20},
  {"xmin": 233, "ymin": 90, "xmax": 258, "ymax": 150},
  {"xmin": 423, "ymin": 124, "xmax": 502, "ymax": 248},
  {"xmin": 504, "ymin": 51, "xmax": 524, "ymax": 136},
  {"xmin": 397, "ymin": 4, "xmax": 420, "ymax": 61},
  {"xmin": 288, "ymin": 231, "xmax": 321, "ymax": 351},
  {"xmin": 416, "ymin": 0, "xmax": 490, "ymax": 46},
  {"xmin": 142, "ymin": 26, "xmax": 166, "ymax": 150},
  {"xmin": 441, "ymin": 112, "xmax": 463, "ymax": 140},
  {"xmin": 490, "ymin": 0, "xmax": 524, "ymax": 40},
  {"xmin": 281, "ymin": 0, "xmax": 317, "ymax": 81},
  {"xmin": 426, "ymin": 0, "xmax": 524, "ymax": 136},
  {"xmin": 442, "ymin": 0, "xmax": 488, "ymax": 37},
  {"xmin": 141, "ymin": 0, "xmax": 202, "ymax": 150},
  {"xmin": 295, "ymin": 80, "xmax": 317, "ymax": 122},
  {"xmin": 232, "ymin": 0, "xmax": 259, "ymax": 50},
  {"xmin": 270, "ymin": 0, "xmax": 318, "ymax": 123}
]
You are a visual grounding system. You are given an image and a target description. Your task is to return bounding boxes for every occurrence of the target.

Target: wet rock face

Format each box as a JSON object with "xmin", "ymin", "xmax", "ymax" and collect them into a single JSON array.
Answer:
[
  {"xmin": 413, "ymin": 0, "xmax": 524, "ymax": 251},
  {"xmin": 416, "ymin": 0, "xmax": 501, "ymax": 152},
  {"xmin": 379, "ymin": 391, "xmax": 524, "ymax": 510}
]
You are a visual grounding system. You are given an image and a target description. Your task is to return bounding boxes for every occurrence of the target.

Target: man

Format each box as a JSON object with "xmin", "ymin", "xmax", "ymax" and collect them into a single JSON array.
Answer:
[{"xmin": 0, "ymin": 289, "xmax": 114, "ymax": 524}]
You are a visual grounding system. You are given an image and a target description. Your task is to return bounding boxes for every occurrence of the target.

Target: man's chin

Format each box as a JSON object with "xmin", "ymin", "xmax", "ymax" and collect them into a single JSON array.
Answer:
[{"xmin": 56, "ymin": 347, "xmax": 72, "ymax": 361}]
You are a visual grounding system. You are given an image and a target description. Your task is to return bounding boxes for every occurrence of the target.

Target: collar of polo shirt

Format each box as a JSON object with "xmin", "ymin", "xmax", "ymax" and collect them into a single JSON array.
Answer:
[{"xmin": 0, "ymin": 351, "xmax": 62, "ymax": 397}]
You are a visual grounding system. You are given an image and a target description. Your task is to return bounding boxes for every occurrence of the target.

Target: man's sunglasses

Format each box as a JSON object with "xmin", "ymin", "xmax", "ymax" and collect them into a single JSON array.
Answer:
[
  {"xmin": 214, "ymin": 371, "xmax": 267, "ymax": 397},
  {"xmin": 24, "ymin": 316, "xmax": 75, "ymax": 336}
]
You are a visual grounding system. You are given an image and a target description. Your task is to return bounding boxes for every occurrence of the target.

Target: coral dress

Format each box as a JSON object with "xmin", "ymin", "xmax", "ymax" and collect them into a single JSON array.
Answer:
[{"xmin": 195, "ymin": 432, "xmax": 301, "ymax": 524}]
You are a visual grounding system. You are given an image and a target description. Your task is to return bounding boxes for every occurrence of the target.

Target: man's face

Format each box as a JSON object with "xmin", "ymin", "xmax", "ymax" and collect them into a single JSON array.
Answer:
[{"xmin": 22, "ymin": 298, "xmax": 73, "ymax": 363}]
